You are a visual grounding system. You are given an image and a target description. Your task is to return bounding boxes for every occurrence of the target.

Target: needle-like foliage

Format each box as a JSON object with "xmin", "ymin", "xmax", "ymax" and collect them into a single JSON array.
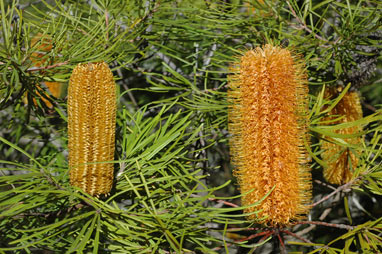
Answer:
[{"xmin": 1, "ymin": 0, "xmax": 382, "ymax": 253}]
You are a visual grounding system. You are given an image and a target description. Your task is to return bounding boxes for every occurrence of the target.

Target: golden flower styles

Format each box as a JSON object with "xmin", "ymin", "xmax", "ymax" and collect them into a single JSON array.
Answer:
[
  {"xmin": 68, "ymin": 62, "xmax": 116, "ymax": 196},
  {"xmin": 228, "ymin": 44, "xmax": 311, "ymax": 226},
  {"xmin": 322, "ymin": 87, "xmax": 363, "ymax": 185}
]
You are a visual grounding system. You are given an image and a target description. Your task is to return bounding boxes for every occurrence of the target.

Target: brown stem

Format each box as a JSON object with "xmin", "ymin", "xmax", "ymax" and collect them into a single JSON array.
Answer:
[
  {"xmin": 294, "ymin": 220, "xmax": 354, "ymax": 230},
  {"xmin": 225, "ymin": 227, "xmax": 260, "ymax": 232},
  {"xmin": 311, "ymin": 178, "xmax": 357, "ymax": 207},
  {"xmin": 27, "ymin": 61, "xmax": 69, "ymax": 72},
  {"xmin": 105, "ymin": 9, "xmax": 109, "ymax": 42},
  {"xmin": 314, "ymin": 179, "xmax": 337, "ymax": 191},
  {"xmin": 236, "ymin": 230, "xmax": 274, "ymax": 243},
  {"xmin": 115, "ymin": 65, "xmax": 138, "ymax": 108},
  {"xmin": 275, "ymin": 228, "xmax": 287, "ymax": 254},
  {"xmin": 208, "ymin": 197, "xmax": 239, "ymax": 208},
  {"xmin": 211, "ymin": 230, "xmax": 272, "ymax": 251},
  {"xmin": 285, "ymin": 0, "xmax": 328, "ymax": 42},
  {"xmin": 282, "ymin": 229, "xmax": 312, "ymax": 244},
  {"xmin": 362, "ymin": 101, "xmax": 377, "ymax": 112}
]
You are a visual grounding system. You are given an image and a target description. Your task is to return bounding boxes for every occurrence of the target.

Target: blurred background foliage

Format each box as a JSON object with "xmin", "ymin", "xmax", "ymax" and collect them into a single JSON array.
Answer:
[{"xmin": 0, "ymin": 0, "xmax": 382, "ymax": 253}]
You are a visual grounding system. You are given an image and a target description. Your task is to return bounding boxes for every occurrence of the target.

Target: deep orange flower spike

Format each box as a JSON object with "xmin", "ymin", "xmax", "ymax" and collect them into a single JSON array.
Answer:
[
  {"xmin": 228, "ymin": 44, "xmax": 311, "ymax": 226},
  {"xmin": 322, "ymin": 87, "xmax": 363, "ymax": 185},
  {"xmin": 68, "ymin": 62, "xmax": 116, "ymax": 196}
]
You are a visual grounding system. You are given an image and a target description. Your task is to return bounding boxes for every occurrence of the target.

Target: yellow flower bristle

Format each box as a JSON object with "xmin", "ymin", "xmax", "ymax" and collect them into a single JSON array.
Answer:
[
  {"xmin": 228, "ymin": 44, "xmax": 311, "ymax": 226},
  {"xmin": 68, "ymin": 62, "xmax": 116, "ymax": 196},
  {"xmin": 322, "ymin": 87, "xmax": 363, "ymax": 185}
]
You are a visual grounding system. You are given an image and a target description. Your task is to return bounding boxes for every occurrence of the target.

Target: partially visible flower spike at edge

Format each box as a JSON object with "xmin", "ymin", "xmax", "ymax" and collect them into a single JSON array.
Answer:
[
  {"xmin": 321, "ymin": 86, "xmax": 363, "ymax": 185},
  {"xmin": 26, "ymin": 33, "xmax": 62, "ymax": 108},
  {"xmin": 68, "ymin": 62, "xmax": 116, "ymax": 196},
  {"xmin": 228, "ymin": 44, "xmax": 312, "ymax": 227}
]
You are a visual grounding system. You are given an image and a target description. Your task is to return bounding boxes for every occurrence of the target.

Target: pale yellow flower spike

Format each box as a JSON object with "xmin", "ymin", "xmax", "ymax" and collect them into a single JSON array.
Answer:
[
  {"xmin": 29, "ymin": 33, "xmax": 62, "ymax": 108},
  {"xmin": 228, "ymin": 44, "xmax": 312, "ymax": 226},
  {"xmin": 68, "ymin": 62, "xmax": 116, "ymax": 196},
  {"xmin": 322, "ymin": 87, "xmax": 363, "ymax": 185}
]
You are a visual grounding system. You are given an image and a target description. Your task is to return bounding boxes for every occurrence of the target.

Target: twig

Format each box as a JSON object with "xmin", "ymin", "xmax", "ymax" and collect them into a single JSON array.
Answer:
[
  {"xmin": 276, "ymin": 230, "xmax": 287, "ymax": 254},
  {"xmin": 135, "ymin": 0, "xmax": 160, "ymax": 30},
  {"xmin": 27, "ymin": 61, "xmax": 69, "ymax": 72},
  {"xmin": 207, "ymin": 197, "xmax": 239, "ymax": 208},
  {"xmin": 12, "ymin": 212, "xmax": 51, "ymax": 219},
  {"xmin": 282, "ymin": 230, "xmax": 312, "ymax": 244},
  {"xmin": 296, "ymin": 198, "xmax": 336, "ymax": 235},
  {"xmin": 115, "ymin": 64, "xmax": 138, "ymax": 107},
  {"xmin": 362, "ymin": 101, "xmax": 377, "ymax": 112},
  {"xmin": 314, "ymin": 179, "xmax": 337, "ymax": 191},
  {"xmin": 40, "ymin": 168, "xmax": 64, "ymax": 191},
  {"xmin": 105, "ymin": 9, "xmax": 109, "ymax": 42},
  {"xmin": 189, "ymin": 194, "xmax": 239, "ymax": 208},
  {"xmin": 260, "ymin": 233, "xmax": 273, "ymax": 245},
  {"xmin": 285, "ymin": 0, "xmax": 328, "ymax": 42},
  {"xmin": 319, "ymin": 207, "xmax": 333, "ymax": 220},
  {"xmin": 364, "ymin": 233, "xmax": 371, "ymax": 245},
  {"xmin": 225, "ymin": 227, "xmax": 259, "ymax": 232},
  {"xmin": 237, "ymin": 230, "xmax": 274, "ymax": 243},
  {"xmin": 294, "ymin": 221, "xmax": 354, "ymax": 230},
  {"xmin": 311, "ymin": 179, "xmax": 356, "ymax": 207}
]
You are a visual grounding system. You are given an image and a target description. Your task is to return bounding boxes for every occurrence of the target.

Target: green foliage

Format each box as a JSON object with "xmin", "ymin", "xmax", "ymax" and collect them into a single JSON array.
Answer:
[
  {"xmin": 1, "ymin": 0, "xmax": 382, "ymax": 253},
  {"xmin": 0, "ymin": 106, "xmax": 254, "ymax": 253}
]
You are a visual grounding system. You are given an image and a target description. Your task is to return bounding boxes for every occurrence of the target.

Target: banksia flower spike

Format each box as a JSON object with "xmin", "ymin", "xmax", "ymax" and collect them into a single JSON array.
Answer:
[
  {"xmin": 28, "ymin": 33, "xmax": 62, "ymax": 108},
  {"xmin": 245, "ymin": 0, "xmax": 272, "ymax": 18},
  {"xmin": 68, "ymin": 62, "xmax": 116, "ymax": 196},
  {"xmin": 322, "ymin": 87, "xmax": 363, "ymax": 185},
  {"xmin": 228, "ymin": 44, "xmax": 311, "ymax": 226}
]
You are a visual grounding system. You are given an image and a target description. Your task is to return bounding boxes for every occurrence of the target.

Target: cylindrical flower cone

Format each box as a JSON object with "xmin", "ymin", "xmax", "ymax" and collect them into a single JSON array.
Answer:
[
  {"xmin": 228, "ymin": 44, "xmax": 311, "ymax": 226},
  {"xmin": 68, "ymin": 62, "xmax": 116, "ymax": 196},
  {"xmin": 322, "ymin": 87, "xmax": 363, "ymax": 185}
]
